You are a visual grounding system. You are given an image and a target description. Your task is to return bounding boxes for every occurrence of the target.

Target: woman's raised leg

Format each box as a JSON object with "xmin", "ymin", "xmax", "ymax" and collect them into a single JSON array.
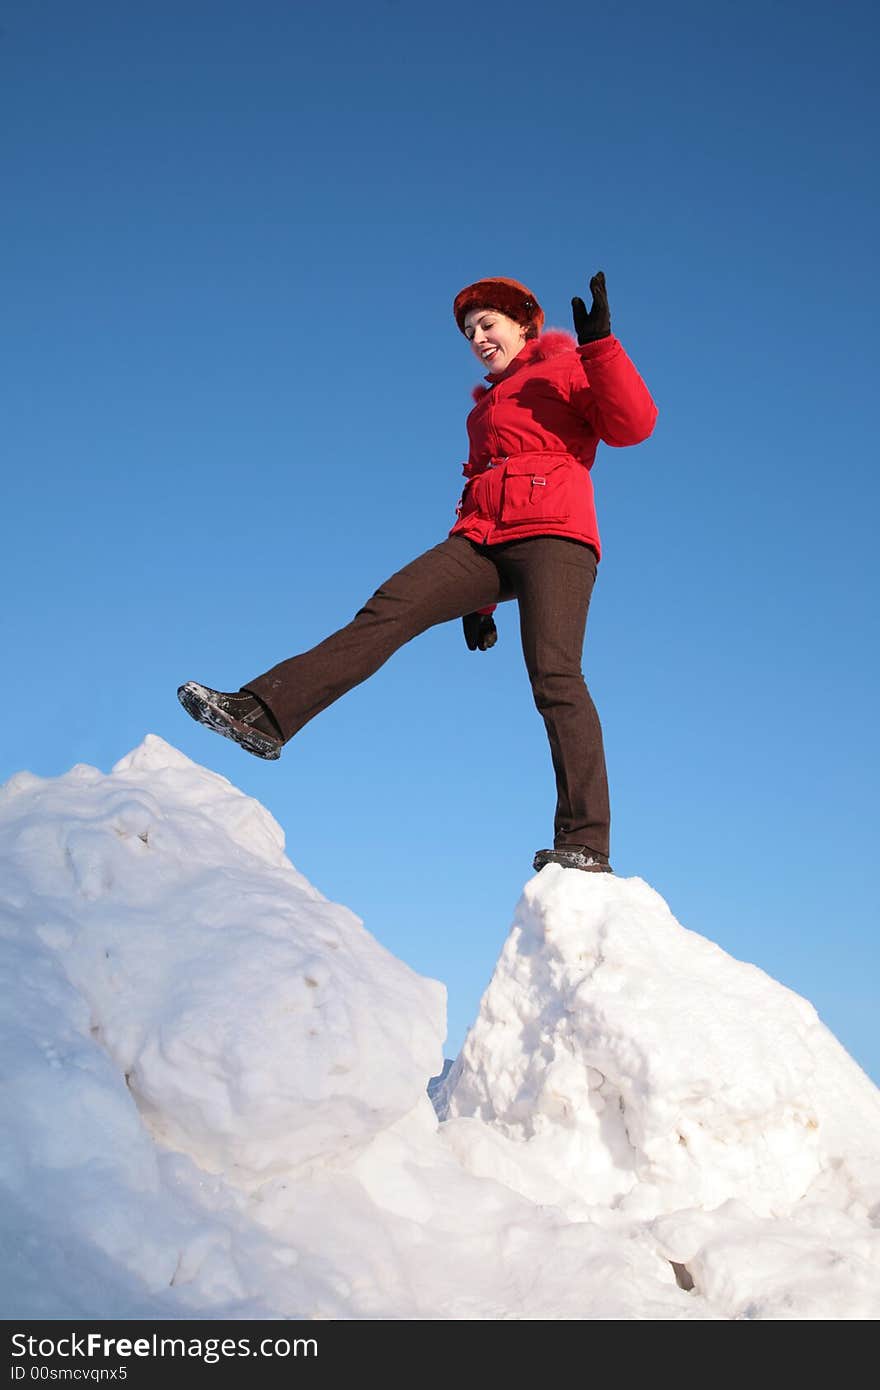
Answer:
[{"xmin": 239, "ymin": 537, "xmax": 506, "ymax": 742}]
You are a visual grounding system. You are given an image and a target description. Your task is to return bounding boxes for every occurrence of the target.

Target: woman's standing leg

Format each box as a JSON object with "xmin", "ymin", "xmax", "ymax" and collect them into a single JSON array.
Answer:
[
  {"xmin": 242, "ymin": 537, "xmax": 507, "ymax": 742},
  {"xmin": 494, "ymin": 538, "xmax": 611, "ymax": 859}
]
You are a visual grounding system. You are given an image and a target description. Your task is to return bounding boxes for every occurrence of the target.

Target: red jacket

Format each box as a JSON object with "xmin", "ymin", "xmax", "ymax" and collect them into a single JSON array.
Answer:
[{"xmin": 449, "ymin": 330, "xmax": 658, "ymax": 590}]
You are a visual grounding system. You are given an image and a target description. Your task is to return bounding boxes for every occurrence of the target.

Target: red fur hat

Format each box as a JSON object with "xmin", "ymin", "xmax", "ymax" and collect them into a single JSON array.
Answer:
[{"xmin": 453, "ymin": 276, "xmax": 545, "ymax": 338}]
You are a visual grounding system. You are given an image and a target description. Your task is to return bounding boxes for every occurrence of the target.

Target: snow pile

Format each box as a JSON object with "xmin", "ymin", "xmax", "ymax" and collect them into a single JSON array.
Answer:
[
  {"xmin": 438, "ymin": 870, "xmax": 880, "ymax": 1217},
  {"xmin": 10, "ymin": 738, "xmax": 444, "ymax": 1181},
  {"xmin": 1, "ymin": 736, "xmax": 879, "ymax": 1320},
  {"xmin": 438, "ymin": 870, "xmax": 880, "ymax": 1315}
]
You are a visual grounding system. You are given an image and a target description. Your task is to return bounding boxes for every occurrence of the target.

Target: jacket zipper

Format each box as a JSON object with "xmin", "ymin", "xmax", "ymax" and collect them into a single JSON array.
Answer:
[{"xmin": 491, "ymin": 387, "xmax": 503, "ymax": 459}]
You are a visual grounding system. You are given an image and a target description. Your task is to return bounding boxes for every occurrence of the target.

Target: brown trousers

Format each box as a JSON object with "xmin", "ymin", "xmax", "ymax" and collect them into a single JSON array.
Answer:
[{"xmin": 244, "ymin": 535, "xmax": 610, "ymax": 857}]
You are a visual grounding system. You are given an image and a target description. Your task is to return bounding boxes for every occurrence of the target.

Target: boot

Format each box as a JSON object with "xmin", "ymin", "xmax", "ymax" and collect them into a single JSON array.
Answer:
[
  {"xmin": 533, "ymin": 847, "xmax": 613, "ymax": 874},
  {"xmin": 177, "ymin": 682, "xmax": 284, "ymax": 760}
]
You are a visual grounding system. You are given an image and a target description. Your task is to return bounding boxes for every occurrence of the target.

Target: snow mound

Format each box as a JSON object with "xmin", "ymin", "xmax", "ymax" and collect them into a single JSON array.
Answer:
[
  {"xmin": 438, "ymin": 868, "xmax": 880, "ymax": 1221},
  {"xmin": 0, "ymin": 735, "xmax": 445, "ymax": 1182},
  {"xmin": 1, "ymin": 737, "xmax": 879, "ymax": 1320}
]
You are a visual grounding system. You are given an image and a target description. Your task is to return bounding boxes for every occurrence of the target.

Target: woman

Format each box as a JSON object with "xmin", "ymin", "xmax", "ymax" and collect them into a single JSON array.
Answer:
[{"xmin": 178, "ymin": 272, "xmax": 657, "ymax": 874}]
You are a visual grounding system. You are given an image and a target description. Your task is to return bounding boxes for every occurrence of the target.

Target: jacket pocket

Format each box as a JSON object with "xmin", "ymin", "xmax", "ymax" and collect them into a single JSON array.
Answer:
[{"xmin": 499, "ymin": 456, "xmax": 572, "ymax": 526}]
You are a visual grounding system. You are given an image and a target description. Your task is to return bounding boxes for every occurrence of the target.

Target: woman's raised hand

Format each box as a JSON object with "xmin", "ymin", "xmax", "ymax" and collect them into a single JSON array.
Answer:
[{"xmin": 571, "ymin": 271, "xmax": 611, "ymax": 345}]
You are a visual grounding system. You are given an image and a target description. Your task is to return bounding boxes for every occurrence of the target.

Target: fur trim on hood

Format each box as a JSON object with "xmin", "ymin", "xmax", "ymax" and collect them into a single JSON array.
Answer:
[{"xmin": 470, "ymin": 327, "xmax": 578, "ymax": 403}]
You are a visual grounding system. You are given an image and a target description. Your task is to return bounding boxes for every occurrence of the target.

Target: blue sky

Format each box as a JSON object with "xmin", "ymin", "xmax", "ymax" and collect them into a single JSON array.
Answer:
[{"xmin": 4, "ymin": 0, "xmax": 878, "ymax": 1081}]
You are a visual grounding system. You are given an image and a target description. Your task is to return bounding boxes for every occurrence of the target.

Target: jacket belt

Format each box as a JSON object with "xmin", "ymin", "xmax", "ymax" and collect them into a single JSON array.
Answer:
[{"xmin": 462, "ymin": 449, "xmax": 572, "ymax": 480}]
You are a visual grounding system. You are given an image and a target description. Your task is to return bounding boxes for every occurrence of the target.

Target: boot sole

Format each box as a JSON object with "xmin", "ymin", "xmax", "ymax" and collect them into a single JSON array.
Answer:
[
  {"xmin": 177, "ymin": 682, "xmax": 282, "ymax": 761},
  {"xmin": 533, "ymin": 850, "xmax": 613, "ymax": 874}
]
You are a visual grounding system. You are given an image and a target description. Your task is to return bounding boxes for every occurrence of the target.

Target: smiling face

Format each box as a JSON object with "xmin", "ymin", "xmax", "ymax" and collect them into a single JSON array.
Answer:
[{"xmin": 463, "ymin": 307, "xmax": 528, "ymax": 373}]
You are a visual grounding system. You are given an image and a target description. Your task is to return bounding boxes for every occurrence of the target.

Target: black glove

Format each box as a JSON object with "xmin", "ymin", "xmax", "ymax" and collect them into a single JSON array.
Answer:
[
  {"xmin": 571, "ymin": 271, "xmax": 611, "ymax": 345},
  {"xmin": 462, "ymin": 612, "xmax": 497, "ymax": 652}
]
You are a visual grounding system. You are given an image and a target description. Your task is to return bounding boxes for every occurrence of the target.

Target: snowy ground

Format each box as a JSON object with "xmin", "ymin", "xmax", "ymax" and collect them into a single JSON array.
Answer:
[{"xmin": 2, "ymin": 736, "xmax": 878, "ymax": 1320}]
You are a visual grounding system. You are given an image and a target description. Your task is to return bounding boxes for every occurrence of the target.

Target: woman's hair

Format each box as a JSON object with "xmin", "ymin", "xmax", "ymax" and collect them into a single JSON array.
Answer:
[{"xmin": 466, "ymin": 307, "xmax": 540, "ymax": 341}]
